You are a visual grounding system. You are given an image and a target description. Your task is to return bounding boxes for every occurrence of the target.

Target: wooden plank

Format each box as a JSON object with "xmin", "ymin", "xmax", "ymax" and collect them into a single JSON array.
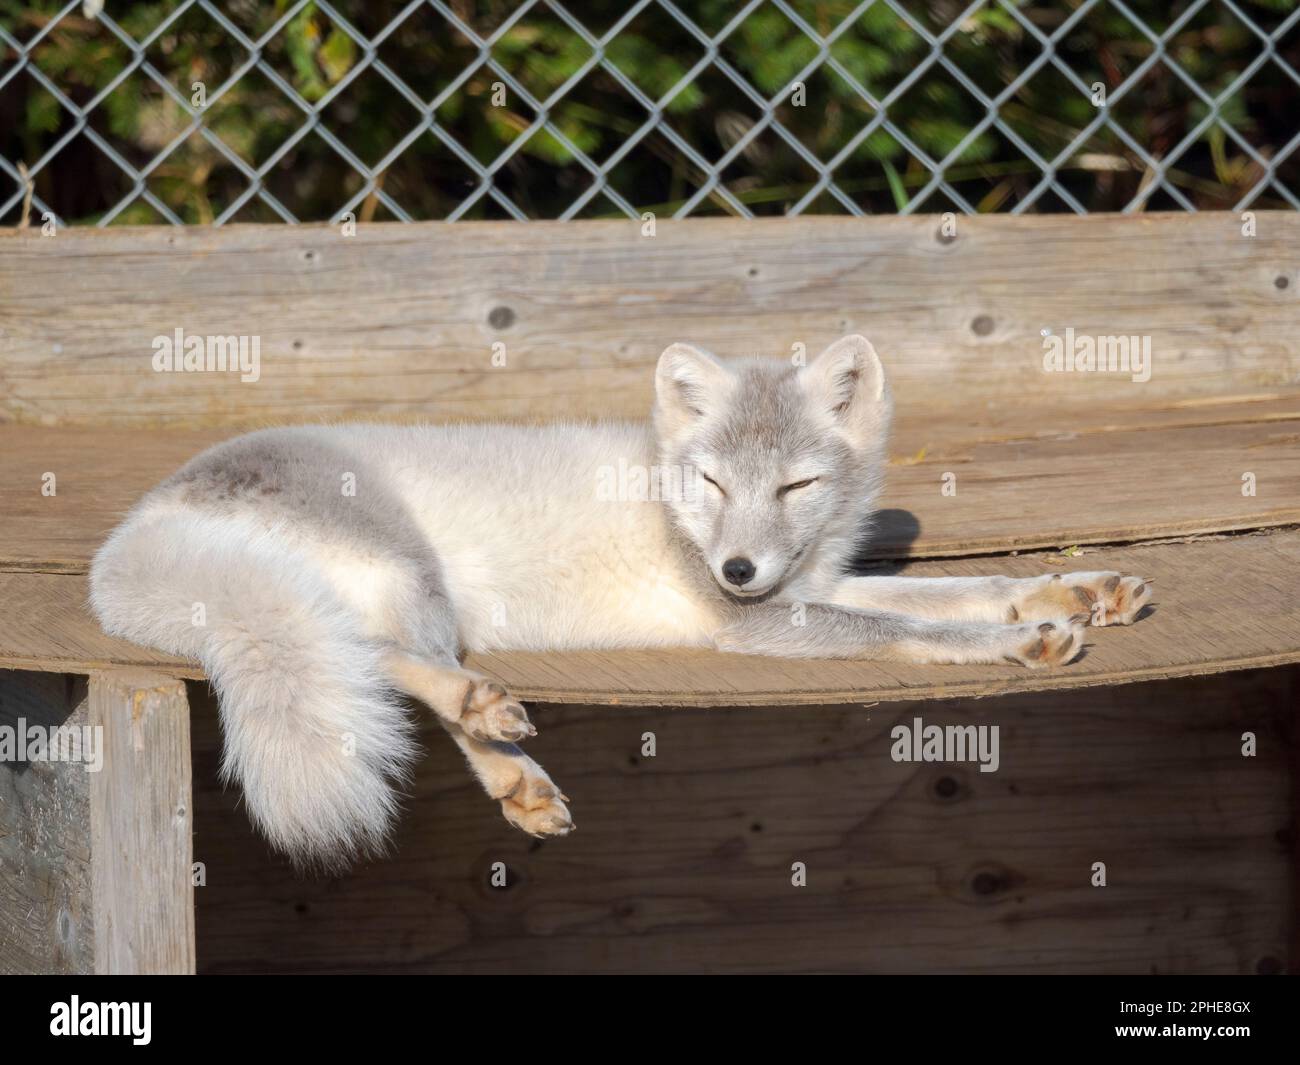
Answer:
[
  {"xmin": 1, "ymin": 529, "xmax": 1297, "ymax": 706},
  {"xmin": 0, "ymin": 426, "xmax": 229, "ymax": 573},
  {"xmin": 1, "ymin": 396, "xmax": 1297, "ymax": 572},
  {"xmin": 0, "ymin": 568, "xmax": 203, "ymax": 677},
  {"xmin": 88, "ymin": 670, "xmax": 195, "ymax": 974},
  {"xmin": 0, "ymin": 671, "xmax": 93, "ymax": 974},
  {"xmin": 190, "ymin": 667, "xmax": 1295, "ymax": 974},
  {"xmin": 2, "ymin": 214, "xmax": 1298, "ymax": 428}
]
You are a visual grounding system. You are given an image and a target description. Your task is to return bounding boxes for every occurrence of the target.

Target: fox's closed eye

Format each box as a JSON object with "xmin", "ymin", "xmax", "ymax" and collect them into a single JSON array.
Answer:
[
  {"xmin": 700, "ymin": 471, "xmax": 726, "ymax": 495},
  {"xmin": 778, "ymin": 478, "xmax": 818, "ymax": 497}
]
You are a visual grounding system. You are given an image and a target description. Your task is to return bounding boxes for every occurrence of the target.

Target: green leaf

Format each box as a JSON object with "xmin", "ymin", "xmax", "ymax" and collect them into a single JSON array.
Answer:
[
  {"xmin": 284, "ymin": 5, "xmax": 329, "ymax": 102},
  {"xmin": 882, "ymin": 159, "xmax": 908, "ymax": 211},
  {"xmin": 26, "ymin": 90, "xmax": 62, "ymax": 134},
  {"xmin": 318, "ymin": 29, "xmax": 356, "ymax": 85}
]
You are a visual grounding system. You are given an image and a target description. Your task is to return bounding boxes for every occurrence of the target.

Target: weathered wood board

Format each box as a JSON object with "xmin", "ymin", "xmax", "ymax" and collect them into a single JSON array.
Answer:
[
  {"xmin": 190, "ymin": 667, "xmax": 1297, "ymax": 974},
  {"xmin": 2, "ymin": 215, "xmax": 1298, "ymax": 428},
  {"xmin": 1, "ymin": 529, "xmax": 1297, "ymax": 706},
  {"xmin": 88, "ymin": 670, "xmax": 194, "ymax": 975},
  {"xmin": 0, "ymin": 669, "xmax": 194, "ymax": 974}
]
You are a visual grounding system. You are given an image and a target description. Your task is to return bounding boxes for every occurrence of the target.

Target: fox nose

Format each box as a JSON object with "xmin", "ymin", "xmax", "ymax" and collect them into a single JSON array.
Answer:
[{"xmin": 722, "ymin": 557, "xmax": 756, "ymax": 586}]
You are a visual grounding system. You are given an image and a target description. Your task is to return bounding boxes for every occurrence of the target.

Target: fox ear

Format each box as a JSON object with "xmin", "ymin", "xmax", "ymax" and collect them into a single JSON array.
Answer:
[
  {"xmin": 800, "ymin": 335, "xmax": 891, "ymax": 448},
  {"xmin": 654, "ymin": 342, "xmax": 733, "ymax": 435}
]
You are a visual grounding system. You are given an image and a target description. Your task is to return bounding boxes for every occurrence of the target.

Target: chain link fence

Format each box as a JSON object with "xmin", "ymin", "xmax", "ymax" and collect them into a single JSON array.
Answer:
[{"xmin": 2, "ymin": 0, "xmax": 1299, "ymax": 225}]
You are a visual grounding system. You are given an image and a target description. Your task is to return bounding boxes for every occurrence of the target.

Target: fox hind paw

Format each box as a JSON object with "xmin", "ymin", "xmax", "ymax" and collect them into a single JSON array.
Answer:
[
  {"xmin": 460, "ymin": 679, "xmax": 536, "ymax": 743},
  {"xmin": 499, "ymin": 770, "xmax": 573, "ymax": 838}
]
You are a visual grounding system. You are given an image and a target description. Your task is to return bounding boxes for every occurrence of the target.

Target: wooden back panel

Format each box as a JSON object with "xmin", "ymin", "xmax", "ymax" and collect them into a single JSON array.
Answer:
[{"xmin": 1, "ymin": 214, "xmax": 1295, "ymax": 428}]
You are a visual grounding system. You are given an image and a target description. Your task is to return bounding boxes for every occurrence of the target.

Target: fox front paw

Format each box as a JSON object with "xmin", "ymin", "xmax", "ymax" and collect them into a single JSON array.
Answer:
[
  {"xmin": 1005, "ymin": 617, "xmax": 1087, "ymax": 669},
  {"xmin": 460, "ymin": 679, "xmax": 536, "ymax": 743},
  {"xmin": 1014, "ymin": 571, "xmax": 1152, "ymax": 627}
]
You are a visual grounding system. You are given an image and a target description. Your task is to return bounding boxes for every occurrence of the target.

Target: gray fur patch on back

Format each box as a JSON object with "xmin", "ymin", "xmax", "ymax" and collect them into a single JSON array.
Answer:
[{"xmin": 162, "ymin": 428, "xmax": 456, "ymax": 655}]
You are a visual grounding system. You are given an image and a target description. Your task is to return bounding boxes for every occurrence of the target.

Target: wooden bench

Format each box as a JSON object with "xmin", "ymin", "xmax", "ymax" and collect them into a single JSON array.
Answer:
[{"xmin": 1, "ymin": 215, "xmax": 1298, "ymax": 973}]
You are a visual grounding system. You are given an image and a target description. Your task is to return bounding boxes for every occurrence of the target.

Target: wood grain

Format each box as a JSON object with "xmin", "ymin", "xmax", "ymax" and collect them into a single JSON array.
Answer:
[
  {"xmin": 189, "ymin": 667, "xmax": 1296, "ymax": 974},
  {"xmin": 2, "ymin": 529, "xmax": 1297, "ymax": 705},
  {"xmin": 88, "ymin": 670, "xmax": 195, "ymax": 974},
  {"xmin": 2, "ymin": 214, "xmax": 1298, "ymax": 428}
]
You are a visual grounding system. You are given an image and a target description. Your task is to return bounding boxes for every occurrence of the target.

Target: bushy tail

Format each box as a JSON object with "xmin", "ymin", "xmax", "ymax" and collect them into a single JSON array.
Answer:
[{"xmin": 89, "ymin": 510, "xmax": 417, "ymax": 870}]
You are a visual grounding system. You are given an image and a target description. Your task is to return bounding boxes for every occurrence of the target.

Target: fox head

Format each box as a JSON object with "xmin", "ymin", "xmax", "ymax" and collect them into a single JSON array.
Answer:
[{"xmin": 653, "ymin": 334, "xmax": 892, "ymax": 599}]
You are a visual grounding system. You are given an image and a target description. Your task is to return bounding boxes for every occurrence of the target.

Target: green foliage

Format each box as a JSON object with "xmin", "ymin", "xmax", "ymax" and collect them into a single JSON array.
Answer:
[{"xmin": 1, "ymin": 0, "xmax": 1297, "ymax": 223}]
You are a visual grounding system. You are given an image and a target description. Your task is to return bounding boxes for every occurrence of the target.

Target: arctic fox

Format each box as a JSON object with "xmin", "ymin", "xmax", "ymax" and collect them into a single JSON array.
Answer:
[{"xmin": 90, "ymin": 335, "xmax": 1151, "ymax": 868}]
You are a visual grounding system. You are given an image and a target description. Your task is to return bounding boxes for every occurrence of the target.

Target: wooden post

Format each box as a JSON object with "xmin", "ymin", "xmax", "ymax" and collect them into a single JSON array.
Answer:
[
  {"xmin": 88, "ymin": 670, "xmax": 195, "ymax": 974},
  {"xmin": 0, "ymin": 672, "xmax": 93, "ymax": 973}
]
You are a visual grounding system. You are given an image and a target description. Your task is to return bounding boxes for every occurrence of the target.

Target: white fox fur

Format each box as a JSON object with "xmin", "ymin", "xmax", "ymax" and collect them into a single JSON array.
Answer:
[{"xmin": 90, "ymin": 336, "xmax": 1152, "ymax": 868}]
